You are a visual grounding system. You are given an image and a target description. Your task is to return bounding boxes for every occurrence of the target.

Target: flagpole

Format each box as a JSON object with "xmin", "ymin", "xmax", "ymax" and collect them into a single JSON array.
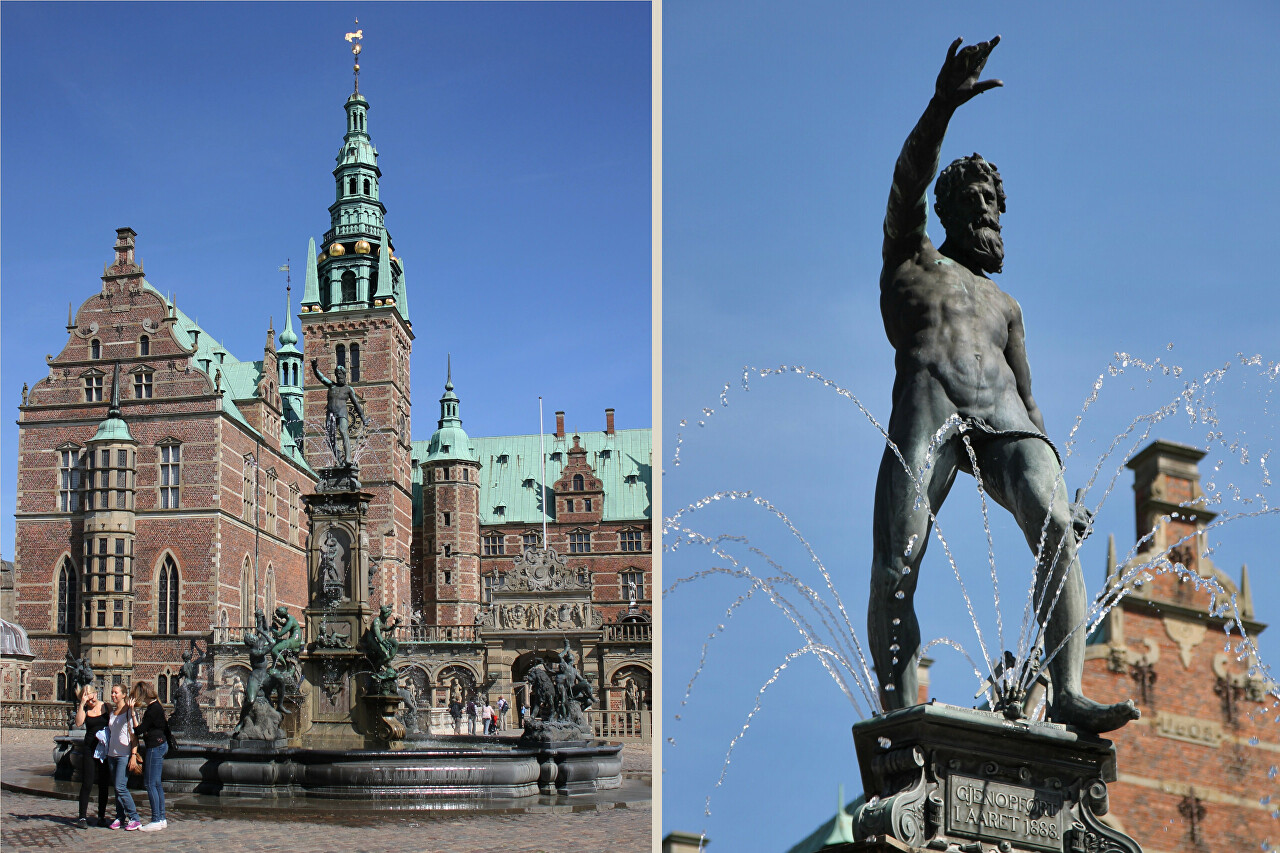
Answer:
[{"xmin": 539, "ymin": 397, "xmax": 547, "ymax": 549}]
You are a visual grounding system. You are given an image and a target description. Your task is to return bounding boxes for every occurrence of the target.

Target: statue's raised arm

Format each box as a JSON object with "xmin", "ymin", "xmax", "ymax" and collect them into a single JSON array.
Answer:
[
  {"xmin": 311, "ymin": 358, "xmax": 332, "ymax": 387},
  {"xmin": 882, "ymin": 36, "xmax": 1002, "ymax": 268}
]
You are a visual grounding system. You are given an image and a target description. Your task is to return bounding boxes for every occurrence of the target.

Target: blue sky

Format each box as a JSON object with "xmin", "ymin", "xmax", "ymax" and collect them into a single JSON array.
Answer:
[
  {"xmin": 663, "ymin": 2, "xmax": 1280, "ymax": 849},
  {"xmin": 0, "ymin": 1, "xmax": 651, "ymax": 561}
]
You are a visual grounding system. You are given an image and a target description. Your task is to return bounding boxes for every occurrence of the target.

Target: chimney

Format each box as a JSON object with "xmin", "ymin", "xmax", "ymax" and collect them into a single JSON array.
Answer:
[
  {"xmin": 555, "ymin": 411, "xmax": 565, "ymax": 439},
  {"xmin": 605, "ymin": 408, "xmax": 615, "ymax": 435}
]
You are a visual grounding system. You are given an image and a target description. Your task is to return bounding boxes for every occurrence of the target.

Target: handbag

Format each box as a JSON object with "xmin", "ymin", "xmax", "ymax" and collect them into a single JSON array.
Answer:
[{"xmin": 125, "ymin": 709, "xmax": 143, "ymax": 775}]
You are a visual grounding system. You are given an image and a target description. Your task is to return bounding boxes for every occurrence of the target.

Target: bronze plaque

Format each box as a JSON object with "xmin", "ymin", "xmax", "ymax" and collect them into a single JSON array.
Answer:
[{"xmin": 947, "ymin": 774, "xmax": 1065, "ymax": 852}]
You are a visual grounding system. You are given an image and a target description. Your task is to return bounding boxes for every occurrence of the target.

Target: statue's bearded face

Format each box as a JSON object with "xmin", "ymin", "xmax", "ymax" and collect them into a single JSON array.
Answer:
[{"xmin": 955, "ymin": 178, "xmax": 1004, "ymax": 274}]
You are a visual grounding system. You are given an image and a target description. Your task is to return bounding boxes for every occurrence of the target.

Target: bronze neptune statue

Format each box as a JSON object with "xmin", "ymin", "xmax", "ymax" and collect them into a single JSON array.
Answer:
[{"xmin": 870, "ymin": 36, "xmax": 1138, "ymax": 733}]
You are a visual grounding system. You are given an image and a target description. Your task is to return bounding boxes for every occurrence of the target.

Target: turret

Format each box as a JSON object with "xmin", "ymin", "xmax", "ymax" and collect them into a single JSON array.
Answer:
[
  {"xmin": 80, "ymin": 363, "xmax": 138, "ymax": 679},
  {"xmin": 277, "ymin": 287, "xmax": 305, "ymax": 457}
]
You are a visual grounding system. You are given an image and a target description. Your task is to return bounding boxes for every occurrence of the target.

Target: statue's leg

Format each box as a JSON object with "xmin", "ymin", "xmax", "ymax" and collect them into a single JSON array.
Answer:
[
  {"xmin": 978, "ymin": 438, "xmax": 1138, "ymax": 733},
  {"xmin": 869, "ymin": 438, "xmax": 958, "ymax": 711}
]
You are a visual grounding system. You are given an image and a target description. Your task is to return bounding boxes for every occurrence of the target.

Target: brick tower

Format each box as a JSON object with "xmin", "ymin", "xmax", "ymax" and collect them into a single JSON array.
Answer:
[
  {"xmin": 299, "ymin": 40, "xmax": 414, "ymax": 617},
  {"xmin": 420, "ymin": 365, "xmax": 483, "ymax": 627}
]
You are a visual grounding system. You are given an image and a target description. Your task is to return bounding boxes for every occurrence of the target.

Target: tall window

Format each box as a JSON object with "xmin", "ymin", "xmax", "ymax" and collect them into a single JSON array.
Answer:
[
  {"xmin": 138, "ymin": 335, "xmax": 150, "ymax": 356},
  {"xmin": 159, "ymin": 444, "xmax": 180, "ymax": 508},
  {"xmin": 90, "ymin": 339, "xmax": 101, "ymax": 359},
  {"xmin": 336, "ymin": 344, "xmax": 346, "ymax": 369},
  {"xmin": 350, "ymin": 344, "xmax": 360, "ymax": 381},
  {"xmin": 341, "ymin": 271, "xmax": 357, "ymax": 303},
  {"xmin": 482, "ymin": 574, "xmax": 495, "ymax": 604},
  {"xmin": 288, "ymin": 486, "xmax": 299, "ymax": 544},
  {"xmin": 157, "ymin": 555, "xmax": 179, "ymax": 634},
  {"xmin": 59, "ymin": 449, "xmax": 80, "ymax": 512},
  {"xmin": 573, "ymin": 474, "xmax": 585, "ymax": 491},
  {"xmin": 243, "ymin": 458, "xmax": 254, "ymax": 522},
  {"xmin": 483, "ymin": 533, "xmax": 504, "ymax": 555},
  {"xmin": 240, "ymin": 559, "xmax": 254, "ymax": 626},
  {"xmin": 619, "ymin": 530, "xmax": 643, "ymax": 552},
  {"xmin": 134, "ymin": 371, "xmax": 153, "ymax": 399},
  {"xmin": 57, "ymin": 559, "xmax": 77, "ymax": 633},
  {"xmin": 265, "ymin": 566, "xmax": 277, "ymax": 614},
  {"xmin": 157, "ymin": 673, "xmax": 170, "ymax": 704},
  {"xmin": 266, "ymin": 472, "xmax": 277, "ymax": 531},
  {"xmin": 621, "ymin": 570, "xmax": 645, "ymax": 601},
  {"xmin": 84, "ymin": 374, "xmax": 103, "ymax": 402},
  {"xmin": 113, "ymin": 539, "xmax": 126, "ymax": 592},
  {"xmin": 569, "ymin": 531, "xmax": 591, "ymax": 553}
]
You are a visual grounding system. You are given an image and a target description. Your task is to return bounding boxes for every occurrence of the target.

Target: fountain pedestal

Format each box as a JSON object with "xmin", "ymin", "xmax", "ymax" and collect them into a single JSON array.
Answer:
[
  {"xmin": 299, "ymin": 472, "xmax": 383, "ymax": 748},
  {"xmin": 846, "ymin": 703, "xmax": 1141, "ymax": 853}
]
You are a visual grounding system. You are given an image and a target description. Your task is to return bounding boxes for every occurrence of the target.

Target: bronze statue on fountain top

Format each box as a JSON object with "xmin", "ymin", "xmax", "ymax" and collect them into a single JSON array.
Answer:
[{"xmin": 869, "ymin": 35, "xmax": 1138, "ymax": 734}]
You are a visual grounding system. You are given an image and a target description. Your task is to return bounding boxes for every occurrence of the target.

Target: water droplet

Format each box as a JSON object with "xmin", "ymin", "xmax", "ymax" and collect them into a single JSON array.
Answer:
[
  {"xmin": 884, "ymin": 683, "xmax": 896, "ymax": 692},
  {"xmin": 895, "ymin": 591, "xmax": 905, "ymax": 600},
  {"xmin": 892, "ymin": 618, "xmax": 901, "ymax": 626},
  {"xmin": 1251, "ymin": 737, "xmax": 1261, "ymax": 746},
  {"xmin": 877, "ymin": 738, "xmax": 892, "ymax": 749},
  {"xmin": 904, "ymin": 534, "xmax": 918, "ymax": 557},
  {"xmin": 868, "ymin": 795, "xmax": 881, "ymax": 806},
  {"xmin": 889, "ymin": 643, "xmax": 900, "ymax": 653},
  {"xmin": 1265, "ymin": 796, "xmax": 1274, "ymax": 806},
  {"xmin": 902, "ymin": 566, "xmax": 912, "ymax": 576},
  {"xmin": 1270, "ymin": 765, "xmax": 1277, "ymax": 779}
]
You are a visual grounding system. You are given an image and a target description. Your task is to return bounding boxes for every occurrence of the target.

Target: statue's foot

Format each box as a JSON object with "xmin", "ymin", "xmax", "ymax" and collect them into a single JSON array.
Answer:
[{"xmin": 1049, "ymin": 691, "xmax": 1139, "ymax": 734}]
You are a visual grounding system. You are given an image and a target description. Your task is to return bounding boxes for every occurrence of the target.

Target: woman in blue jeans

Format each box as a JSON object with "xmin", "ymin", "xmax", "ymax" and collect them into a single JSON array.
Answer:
[
  {"xmin": 104, "ymin": 684, "xmax": 141, "ymax": 830},
  {"xmin": 130, "ymin": 680, "xmax": 171, "ymax": 832}
]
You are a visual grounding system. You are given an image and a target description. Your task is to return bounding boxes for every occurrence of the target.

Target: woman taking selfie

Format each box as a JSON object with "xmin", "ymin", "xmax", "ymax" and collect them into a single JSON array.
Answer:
[
  {"xmin": 72, "ymin": 684, "xmax": 112, "ymax": 828},
  {"xmin": 129, "ymin": 680, "xmax": 171, "ymax": 831},
  {"xmin": 104, "ymin": 684, "xmax": 141, "ymax": 830}
]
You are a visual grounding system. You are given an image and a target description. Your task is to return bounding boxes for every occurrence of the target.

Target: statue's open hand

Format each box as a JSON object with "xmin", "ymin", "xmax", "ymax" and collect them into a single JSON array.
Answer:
[{"xmin": 936, "ymin": 36, "xmax": 1002, "ymax": 107}]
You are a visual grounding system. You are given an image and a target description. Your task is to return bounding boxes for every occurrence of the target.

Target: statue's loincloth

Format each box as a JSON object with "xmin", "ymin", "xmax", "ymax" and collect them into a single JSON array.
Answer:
[{"xmin": 953, "ymin": 415, "xmax": 1063, "ymax": 469}]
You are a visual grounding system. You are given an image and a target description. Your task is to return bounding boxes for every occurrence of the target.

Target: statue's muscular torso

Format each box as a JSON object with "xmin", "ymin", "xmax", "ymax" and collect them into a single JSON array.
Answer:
[{"xmin": 880, "ymin": 240, "xmax": 1033, "ymax": 440}]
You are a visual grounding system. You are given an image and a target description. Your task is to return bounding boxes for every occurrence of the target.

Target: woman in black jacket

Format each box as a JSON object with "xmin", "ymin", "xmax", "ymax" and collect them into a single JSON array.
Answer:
[
  {"xmin": 71, "ymin": 684, "xmax": 112, "ymax": 828},
  {"xmin": 129, "ymin": 681, "xmax": 172, "ymax": 832}
]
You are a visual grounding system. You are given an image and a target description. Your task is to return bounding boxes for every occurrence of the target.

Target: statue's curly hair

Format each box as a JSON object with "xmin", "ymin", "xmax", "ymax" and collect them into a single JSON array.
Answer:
[{"xmin": 934, "ymin": 153, "xmax": 1006, "ymax": 232}]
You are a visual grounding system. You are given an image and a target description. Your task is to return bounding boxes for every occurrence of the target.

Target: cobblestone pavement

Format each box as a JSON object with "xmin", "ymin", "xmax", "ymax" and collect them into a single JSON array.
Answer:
[{"xmin": 2, "ymin": 728, "xmax": 653, "ymax": 853}]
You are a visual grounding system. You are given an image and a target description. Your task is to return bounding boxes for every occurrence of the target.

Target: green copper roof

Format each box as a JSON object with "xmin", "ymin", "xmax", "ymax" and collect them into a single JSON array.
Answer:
[
  {"xmin": 90, "ymin": 416, "xmax": 135, "ymax": 442},
  {"xmin": 422, "ymin": 371, "xmax": 476, "ymax": 463},
  {"xmin": 412, "ymin": 427, "xmax": 652, "ymax": 525},
  {"xmin": 302, "ymin": 238, "xmax": 321, "ymax": 306},
  {"xmin": 783, "ymin": 788, "xmax": 863, "ymax": 853},
  {"xmin": 278, "ymin": 289, "xmax": 300, "ymax": 351},
  {"xmin": 140, "ymin": 281, "xmax": 312, "ymax": 472}
]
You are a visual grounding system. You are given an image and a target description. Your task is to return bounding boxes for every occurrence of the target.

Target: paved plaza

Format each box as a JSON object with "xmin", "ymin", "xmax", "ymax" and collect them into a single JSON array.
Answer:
[{"xmin": 1, "ymin": 728, "xmax": 652, "ymax": 852}]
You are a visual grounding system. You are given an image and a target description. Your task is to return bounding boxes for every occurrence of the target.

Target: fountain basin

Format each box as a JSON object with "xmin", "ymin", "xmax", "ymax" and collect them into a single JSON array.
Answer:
[{"xmin": 55, "ymin": 735, "xmax": 622, "ymax": 800}]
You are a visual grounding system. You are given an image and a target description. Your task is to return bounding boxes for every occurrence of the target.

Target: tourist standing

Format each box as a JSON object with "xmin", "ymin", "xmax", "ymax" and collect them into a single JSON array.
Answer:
[
  {"xmin": 465, "ymin": 699, "xmax": 477, "ymax": 734},
  {"xmin": 449, "ymin": 698, "xmax": 463, "ymax": 734},
  {"xmin": 105, "ymin": 684, "xmax": 141, "ymax": 830},
  {"xmin": 496, "ymin": 696, "xmax": 508, "ymax": 731},
  {"xmin": 130, "ymin": 681, "xmax": 172, "ymax": 831},
  {"xmin": 482, "ymin": 701, "xmax": 494, "ymax": 734},
  {"xmin": 73, "ymin": 685, "xmax": 112, "ymax": 828}
]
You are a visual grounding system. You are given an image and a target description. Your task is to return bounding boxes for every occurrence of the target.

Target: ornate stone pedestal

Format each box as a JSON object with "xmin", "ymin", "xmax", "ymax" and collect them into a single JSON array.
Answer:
[{"xmin": 848, "ymin": 703, "xmax": 1141, "ymax": 853}]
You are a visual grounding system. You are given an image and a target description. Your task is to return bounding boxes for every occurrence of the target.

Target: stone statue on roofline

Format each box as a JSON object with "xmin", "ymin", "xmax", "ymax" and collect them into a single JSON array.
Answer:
[{"xmin": 870, "ymin": 35, "xmax": 1137, "ymax": 733}]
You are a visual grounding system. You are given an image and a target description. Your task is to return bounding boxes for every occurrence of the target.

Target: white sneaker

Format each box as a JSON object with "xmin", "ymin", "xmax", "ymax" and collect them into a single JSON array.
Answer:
[{"xmin": 139, "ymin": 820, "xmax": 167, "ymax": 831}]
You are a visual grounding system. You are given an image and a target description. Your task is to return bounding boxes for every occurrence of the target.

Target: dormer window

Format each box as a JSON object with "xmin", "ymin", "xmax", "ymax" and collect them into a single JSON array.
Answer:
[
  {"xmin": 599, "ymin": 449, "xmax": 611, "ymax": 459},
  {"xmin": 551, "ymin": 452, "xmax": 562, "ymax": 462},
  {"xmin": 494, "ymin": 505, "xmax": 506, "ymax": 517},
  {"xmin": 497, "ymin": 454, "xmax": 509, "ymax": 464},
  {"xmin": 624, "ymin": 473, "xmax": 639, "ymax": 485},
  {"xmin": 573, "ymin": 474, "xmax": 585, "ymax": 491},
  {"xmin": 522, "ymin": 478, "xmax": 535, "ymax": 488}
]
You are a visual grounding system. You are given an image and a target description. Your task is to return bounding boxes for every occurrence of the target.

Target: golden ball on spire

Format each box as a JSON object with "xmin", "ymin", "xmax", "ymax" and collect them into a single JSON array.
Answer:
[
  {"xmin": 354, "ymin": 240, "xmax": 372, "ymax": 254},
  {"xmin": 328, "ymin": 243, "xmax": 346, "ymax": 257}
]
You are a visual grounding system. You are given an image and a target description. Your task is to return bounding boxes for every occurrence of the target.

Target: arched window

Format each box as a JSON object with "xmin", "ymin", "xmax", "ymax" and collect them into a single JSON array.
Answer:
[
  {"xmin": 265, "ymin": 566, "xmax": 277, "ymax": 614},
  {"xmin": 341, "ymin": 270, "xmax": 357, "ymax": 303},
  {"xmin": 348, "ymin": 176, "xmax": 357, "ymax": 195},
  {"xmin": 336, "ymin": 344, "xmax": 346, "ymax": 370},
  {"xmin": 90, "ymin": 339, "xmax": 101, "ymax": 359},
  {"xmin": 157, "ymin": 555, "xmax": 179, "ymax": 634},
  {"xmin": 350, "ymin": 344, "xmax": 360, "ymax": 381},
  {"xmin": 138, "ymin": 335, "xmax": 150, "ymax": 356},
  {"xmin": 291, "ymin": 364, "xmax": 298, "ymax": 386},
  {"xmin": 240, "ymin": 558, "xmax": 254, "ymax": 626},
  {"xmin": 57, "ymin": 673, "xmax": 68, "ymax": 701},
  {"xmin": 158, "ymin": 673, "xmax": 170, "ymax": 704},
  {"xmin": 57, "ymin": 559, "xmax": 77, "ymax": 633},
  {"xmin": 363, "ymin": 178, "xmax": 370, "ymax": 195},
  {"xmin": 573, "ymin": 474, "xmax": 585, "ymax": 491}
]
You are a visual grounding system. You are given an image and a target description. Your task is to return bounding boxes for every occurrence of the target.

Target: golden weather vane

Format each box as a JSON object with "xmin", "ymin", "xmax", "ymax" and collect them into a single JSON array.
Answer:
[{"xmin": 345, "ymin": 21, "xmax": 363, "ymax": 93}]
